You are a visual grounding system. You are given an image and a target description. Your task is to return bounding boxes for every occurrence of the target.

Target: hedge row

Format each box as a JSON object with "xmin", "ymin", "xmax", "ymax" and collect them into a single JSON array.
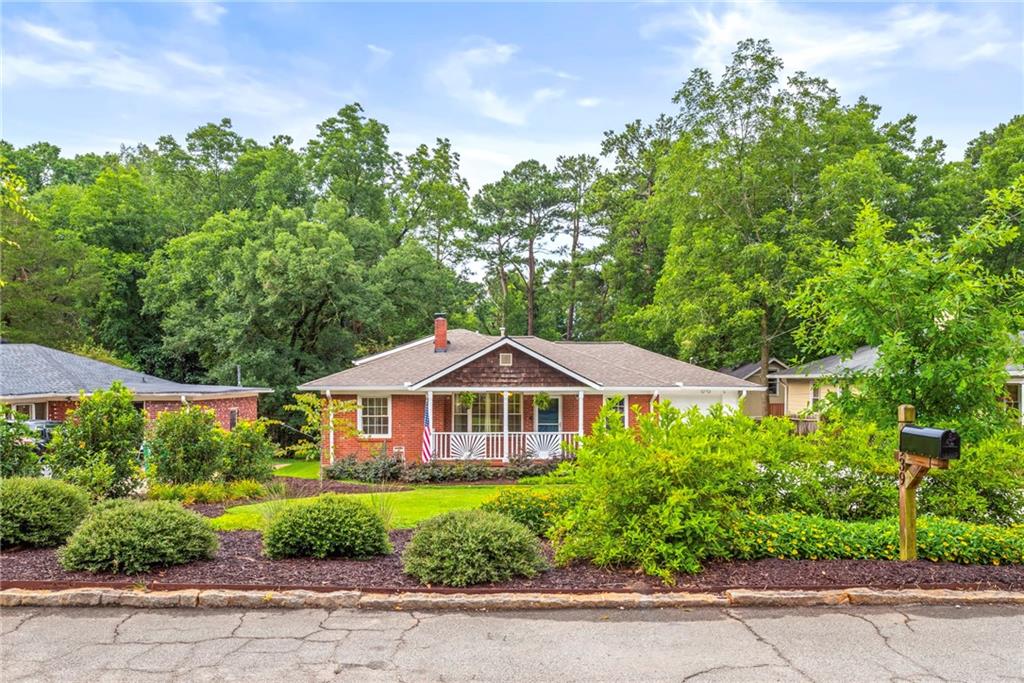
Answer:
[
  {"xmin": 733, "ymin": 513, "xmax": 1024, "ymax": 566},
  {"xmin": 324, "ymin": 455, "xmax": 559, "ymax": 484}
]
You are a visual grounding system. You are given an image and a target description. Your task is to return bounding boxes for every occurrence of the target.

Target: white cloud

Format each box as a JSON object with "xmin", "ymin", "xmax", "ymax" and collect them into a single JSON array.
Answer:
[
  {"xmin": 164, "ymin": 51, "xmax": 225, "ymax": 78},
  {"xmin": 10, "ymin": 21, "xmax": 94, "ymax": 52},
  {"xmin": 641, "ymin": 2, "xmax": 1021, "ymax": 88},
  {"xmin": 3, "ymin": 24, "xmax": 311, "ymax": 120},
  {"xmin": 366, "ymin": 43, "xmax": 393, "ymax": 70},
  {"xmin": 576, "ymin": 97, "xmax": 602, "ymax": 108},
  {"xmin": 431, "ymin": 39, "xmax": 527, "ymax": 125},
  {"xmin": 532, "ymin": 87, "xmax": 564, "ymax": 104},
  {"xmin": 431, "ymin": 39, "xmax": 572, "ymax": 125},
  {"xmin": 190, "ymin": 2, "xmax": 227, "ymax": 26}
]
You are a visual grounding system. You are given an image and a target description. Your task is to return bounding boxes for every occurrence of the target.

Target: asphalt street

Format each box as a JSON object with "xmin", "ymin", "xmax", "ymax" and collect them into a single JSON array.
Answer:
[{"xmin": 2, "ymin": 605, "xmax": 1022, "ymax": 682}]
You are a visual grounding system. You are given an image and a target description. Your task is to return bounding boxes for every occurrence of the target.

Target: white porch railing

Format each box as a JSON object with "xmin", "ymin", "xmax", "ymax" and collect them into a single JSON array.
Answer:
[{"xmin": 432, "ymin": 431, "xmax": 579, "ymax": 460}]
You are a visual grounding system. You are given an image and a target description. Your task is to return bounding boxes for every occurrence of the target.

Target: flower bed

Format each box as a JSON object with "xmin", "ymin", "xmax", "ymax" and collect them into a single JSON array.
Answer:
[{"xmin": 2, "ymin": 530, "xmax": 1022, "ymax": 592}]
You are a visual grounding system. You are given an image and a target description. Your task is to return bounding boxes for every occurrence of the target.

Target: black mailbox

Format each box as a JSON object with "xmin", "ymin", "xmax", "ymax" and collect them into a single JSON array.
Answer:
[{"xmin": 899, "ymin": 426, "xmax": 960, "ymax": 460}]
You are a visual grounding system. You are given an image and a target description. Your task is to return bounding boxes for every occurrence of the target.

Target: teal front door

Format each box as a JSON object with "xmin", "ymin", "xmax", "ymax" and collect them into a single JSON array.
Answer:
[{"xmin": 537, "ymin": 398, "xmax": 560, "ymax": 433}]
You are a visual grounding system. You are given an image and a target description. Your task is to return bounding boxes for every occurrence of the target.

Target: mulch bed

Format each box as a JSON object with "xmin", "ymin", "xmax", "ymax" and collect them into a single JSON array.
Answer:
[{"xmin": 3, "ymin": 530, "xmax": 1022, "ymax": 593}]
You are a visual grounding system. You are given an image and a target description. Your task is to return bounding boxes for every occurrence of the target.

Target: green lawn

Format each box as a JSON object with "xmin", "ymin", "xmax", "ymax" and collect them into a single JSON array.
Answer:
[
  {"xmin": 272, "ymin": 459, "xmax": 320, "ymax": 479},
  {"xmin": 209, "ymin": 484, "xmax": 519, "ymax": 531}
]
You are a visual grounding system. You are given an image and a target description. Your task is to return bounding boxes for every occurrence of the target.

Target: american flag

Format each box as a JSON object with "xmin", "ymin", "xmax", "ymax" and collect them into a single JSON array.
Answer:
[{"xmin": 421, "ymin": 394, "xmax": 432, "ymax": 463}]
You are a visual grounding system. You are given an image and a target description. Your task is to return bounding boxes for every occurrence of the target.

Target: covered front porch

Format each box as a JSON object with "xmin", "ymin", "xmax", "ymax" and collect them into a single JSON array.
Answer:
[{"xmin": 425, "ymin": 390, "xmax": 587, "ymax": 461}]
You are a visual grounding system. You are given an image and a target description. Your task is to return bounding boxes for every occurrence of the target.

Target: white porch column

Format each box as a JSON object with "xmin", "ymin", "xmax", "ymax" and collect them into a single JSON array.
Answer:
[
  {"xmin": 502, "ymin": 391, "xmax": 509, "ymax": 462},
  {"xmin": 577, "ymin": 390, "xmax": 584, "ymax": 435},
  {"xmin": 326, "ymin": 390, "xmax": 335, "ymax": 466},
  {"xmin": 426, "ymin": 390, "xmax": 434, "ymax": 454}
]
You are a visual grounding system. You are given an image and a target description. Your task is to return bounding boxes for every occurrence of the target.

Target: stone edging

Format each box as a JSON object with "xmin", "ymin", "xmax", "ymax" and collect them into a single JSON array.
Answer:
[{"xmin": 1, "ymin": 587, "xmax": 1022, "ymax": 610}]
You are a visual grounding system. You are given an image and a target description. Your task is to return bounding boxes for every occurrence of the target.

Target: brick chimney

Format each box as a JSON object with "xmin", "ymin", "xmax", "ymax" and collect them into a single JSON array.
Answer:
[{"xmin": 434, "ymin": 313, "xmax": 448, "ymax": 352}]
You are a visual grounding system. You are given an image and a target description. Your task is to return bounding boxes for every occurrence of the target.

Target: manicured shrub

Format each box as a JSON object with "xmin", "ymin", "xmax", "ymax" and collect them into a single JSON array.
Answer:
[
  {"xmin": 402, "ymin": 510, "xmax": 547, "ymax": 587},
  {"xmin": 46, "ymin": 382, "xmax": 145, "ymax": 498},
  {"xmin": 731, "ymin": 513, "xmax": 1024, "ymax": 566},
  {"xmin": 58, "ymin": 500, "xmax": 218, "ymax": 574},
  {"xmin": 399, "ymin": 462, "xmax": 493, "ymax": 483},
  {"xmin": 324, "ymin": 454, "xmax": 552, "ymax": 484},
  {"xmin": 481, "ymin": 487, "xmax": 580, "ymax": 536},
  {"xmin": 221, "ymin": 419, "xmax": 277, "ymax": 483},
  {"xmin": 0, "ymin": 407, "xmax": 41, "ymax": 478},
  {"xmin": 263, "ymin": 494, "xmax": 390, "ymax": 559},
  {"xmin": 149, "ymin": 405, "xmax": 224, "ymax": 484},
  {"xmin": 0, "ymin": 477, "xmax": 91, "ymax": 548},
  {"xmin": 324, "ymin": 453, "xmax": 403, "ymax": 483}
]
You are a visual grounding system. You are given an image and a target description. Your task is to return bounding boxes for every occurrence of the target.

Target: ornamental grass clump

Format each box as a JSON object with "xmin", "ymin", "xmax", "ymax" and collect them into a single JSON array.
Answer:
[
  {"xmin": 0, "ymin": 478, "xmax": 91, "ymax": 548},
  {"xmin": 59, "ymin": 500, "xmax": 218, "ymax": 574},
  {"xmin": 263, "ymin": 494, "xmax": 391, "ymax": 559},
  {"xmin": 402, "ymin": 509, "xmax": 547, "ymax": 587}
]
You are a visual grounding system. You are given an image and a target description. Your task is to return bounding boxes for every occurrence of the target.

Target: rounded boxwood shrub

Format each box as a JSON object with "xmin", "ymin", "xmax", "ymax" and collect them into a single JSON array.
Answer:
[
  {"xmin": 402, "ymin": 509, "xmax": 547, "ymax": 587},
  {"xmin": 59, "ymin": 500, "xmax": 218, "ymax": 574},
  {"xmin": 0, "ymin": 477, "xmax": 91, "ymax": 548},
  {"xmin": 263, "ymin": 494, "xmax": 391, "ymax": 560}
]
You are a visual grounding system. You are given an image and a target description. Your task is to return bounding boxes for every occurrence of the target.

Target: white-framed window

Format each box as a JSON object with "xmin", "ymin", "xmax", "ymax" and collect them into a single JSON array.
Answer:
[
  {"xmin": 810, "ymin": 386, "xmax": 822, "ymax": 410},
  {"xmin": 499, "ymin": 352, "xmax": 513, "ymax": 367},
  {"xmin": 357, "ymin": 396, "xmax": 391, "ymax": 437},
  {"xmin": 13, "ymin": 402, "xmax": 48, "ymax": 420},
  {"xmin": 229, "ymin": 408, "xmax": 239, "ymax": 430},
  {"xmin": 603, "ymin": 396, "xmax": 627, "ymax": 427},
  {"xmin": 453, "ymin": 393, "xmax": 522, "ymax": 432},
  {"xmin": 767, "ymin": 378, "xmax": 779, "ymax": 396}
]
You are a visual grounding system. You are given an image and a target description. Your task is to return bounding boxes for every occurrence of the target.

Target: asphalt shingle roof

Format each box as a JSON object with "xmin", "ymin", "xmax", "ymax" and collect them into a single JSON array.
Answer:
[
  {"xmin": 0, "ymin": 344, "xmax": 271, "ymax": 399},
  {"xmin": 298, "ymin": 329, "xmax": 757, "ymax": 390}
]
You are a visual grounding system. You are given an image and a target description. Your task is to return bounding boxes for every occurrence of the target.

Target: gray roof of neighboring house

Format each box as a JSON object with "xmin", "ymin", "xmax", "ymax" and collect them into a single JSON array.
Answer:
[
  {"xmin": 298, "ymin": 329, "xmax": 758, "ymax": 391},
  {"xmin": 719, "ymin": 358, "xmax": 789, "ymax": 381},
  {"xmin": 774, "ymin": 341, "xmax": 1024, "ymax": 380},
  {"xmin": 0, "ymin": 344, "xmax": 271, "ymax": 399}
]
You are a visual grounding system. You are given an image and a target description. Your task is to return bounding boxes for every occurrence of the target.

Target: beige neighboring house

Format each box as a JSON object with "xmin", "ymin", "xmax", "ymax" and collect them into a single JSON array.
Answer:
[
  {"xmin": 772, "ymin": 344, "xmax": 1024, "ymax": 425},
  {"xmin": 719, "ymin": 358, "xmax": 788, "ymax": 418}
]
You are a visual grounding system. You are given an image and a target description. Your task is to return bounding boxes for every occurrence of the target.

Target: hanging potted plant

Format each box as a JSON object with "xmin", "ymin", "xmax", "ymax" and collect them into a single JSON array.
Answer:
[
  {"xmin": 533, "ymin": 392, "xmax": 552, "ymax": 411},
  {"xmin": 457, "ymin": 392, "xmax": 478, "ymax": 410}
]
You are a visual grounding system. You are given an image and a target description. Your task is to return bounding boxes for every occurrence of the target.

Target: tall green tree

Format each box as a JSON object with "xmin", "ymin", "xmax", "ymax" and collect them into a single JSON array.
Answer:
[
  {"xmin": 305, "ymin": 103, "xmax": 399, "ymax": 226},
  {"xmin": 791, "ymin": 184, "xmax": 1024, "ymax": 437},
  {"xmin": 640, "ymin": 39, "xmax": 946, "ymax": 414},
  {"xmin": 393, "ymin": 138, "xmax": 471, "ymax": 264},
  {"xmin": 554, "ymin": 154, "xmax": 601, "ymax": 339},
  {"xmin": 471, "ymin": 160, "xmax": 561, "ymax": 335}
]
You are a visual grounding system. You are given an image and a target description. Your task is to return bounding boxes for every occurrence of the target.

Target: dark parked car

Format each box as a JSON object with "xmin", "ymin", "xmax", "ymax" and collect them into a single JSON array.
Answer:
[{"xmin": 25, "ymin": 420, "xmax": 62, "ymax": 452}]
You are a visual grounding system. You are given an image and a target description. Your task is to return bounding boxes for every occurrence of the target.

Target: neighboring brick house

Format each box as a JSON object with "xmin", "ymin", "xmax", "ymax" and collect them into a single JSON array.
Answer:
[
  {"xmin": 0, "ymin": 343, "xmax": 271, "ymax": 430},
  {"xmin": 298, "ymin": 315, "xmax": 761, "ymax": 465}
]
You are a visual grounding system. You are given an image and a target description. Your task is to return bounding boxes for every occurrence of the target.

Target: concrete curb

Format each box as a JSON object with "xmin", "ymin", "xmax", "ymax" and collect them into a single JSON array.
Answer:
[{"xmin": 1, "ymin": 587, "xmax": 1021, "ymax": 610}]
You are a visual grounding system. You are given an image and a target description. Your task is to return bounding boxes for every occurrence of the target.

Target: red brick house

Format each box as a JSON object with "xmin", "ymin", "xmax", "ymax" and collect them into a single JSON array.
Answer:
[
  {"xmin": 0, "ymin": 343, "xmax": 271, "ymax": 430},
  {"xmin": 298, "ymin": 316, "xmax": 761, "ymax": 465}
]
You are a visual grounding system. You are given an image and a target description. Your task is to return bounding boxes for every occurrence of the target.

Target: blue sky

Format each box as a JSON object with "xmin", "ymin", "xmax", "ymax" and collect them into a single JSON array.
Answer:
[{"xmin": 3, "ymin": 2, "xmax": 1022, "ymax": 188}]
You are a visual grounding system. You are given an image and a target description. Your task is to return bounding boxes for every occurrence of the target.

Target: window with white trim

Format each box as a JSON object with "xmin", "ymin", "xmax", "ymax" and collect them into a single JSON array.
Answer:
[
  {"xmin": 358, "ymin": 396, "xmax": 391, "ymax": 436},
  {"xmin": 13, "ymin": 403, "xmax": 48, "ymax": 420},
  {"xmin": 604, "ymin": 396, "xmax": 627, "ymax": 427},
  {"xmin": 767, "ymin": 378, "xmax": 779, "ymax": 396},
  {"xmin": 453, "ymin": 394, "xmax": 522, "ymax": 432},
  {"xmin": 229, "ymin": 408, "xmax": 239, "ymax": 430}
]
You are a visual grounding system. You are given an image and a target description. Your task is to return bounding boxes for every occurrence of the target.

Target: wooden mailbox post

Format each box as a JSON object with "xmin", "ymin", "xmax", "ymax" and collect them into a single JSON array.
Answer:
[{"xmin": 895, "ymin": 404, "xmax": 960, "ymax": 561}]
